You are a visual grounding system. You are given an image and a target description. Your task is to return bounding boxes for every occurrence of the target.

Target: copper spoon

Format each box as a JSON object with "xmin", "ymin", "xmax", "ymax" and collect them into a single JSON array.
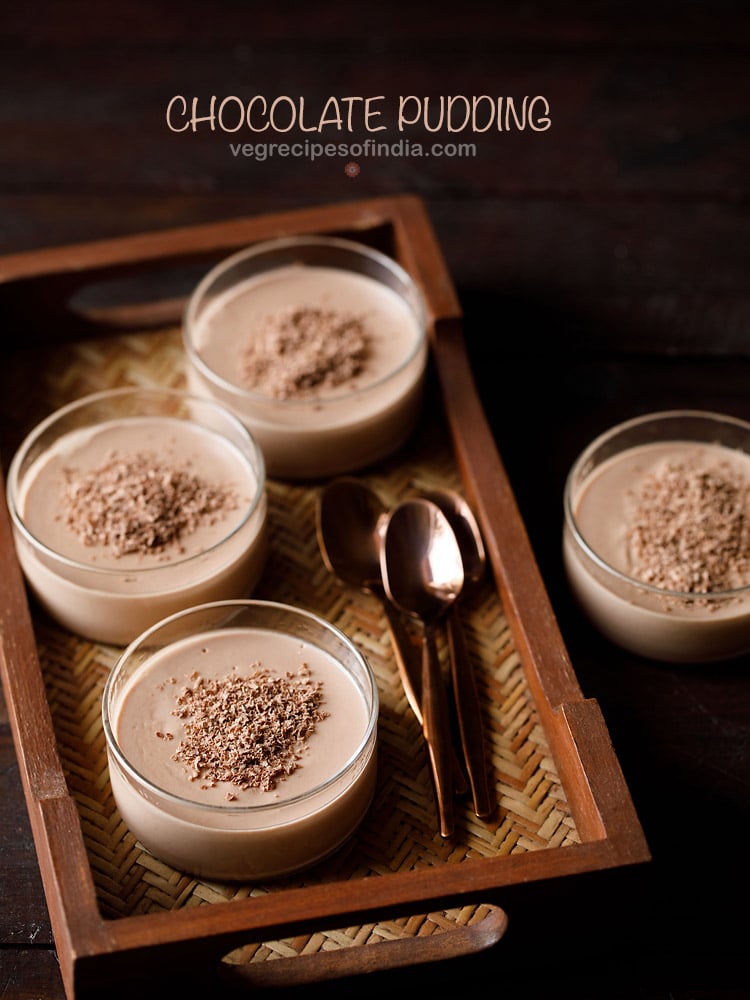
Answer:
[
  {"xmin": 381, "ymin": 497, "xmax": 464, "ymax": 839},
  {"xmin": 416, "ymin": 486, "xmax": 495, "ymax": 819}
]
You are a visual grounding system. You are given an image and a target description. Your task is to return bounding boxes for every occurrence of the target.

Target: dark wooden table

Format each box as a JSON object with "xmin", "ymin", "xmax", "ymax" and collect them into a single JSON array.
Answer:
[{"xmin": 1, "ymin": 4, "xmax": 748, "ymax": 998}]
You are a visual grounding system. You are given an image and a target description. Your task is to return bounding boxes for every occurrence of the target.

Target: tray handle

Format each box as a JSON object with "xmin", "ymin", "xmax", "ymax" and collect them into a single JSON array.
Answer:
[
  {"xmin": 0, "ymin": 202, "xmax": 400, "ymax": 343},
  {"xmin": 215, "ymin": 903, "xmax": 508, "ymax": 990}
]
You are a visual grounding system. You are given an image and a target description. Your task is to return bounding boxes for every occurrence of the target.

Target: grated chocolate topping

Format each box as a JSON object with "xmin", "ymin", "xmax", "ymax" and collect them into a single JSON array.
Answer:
[
  {"xmin": 626, "ymin": 459, "xmax": 750, "ymax": 593},
  {"xmin": 169, "ymin": 665, "xmax": 328, "ymax": 793},
  {"xmin": 61, "ymin": 450, "xmax": 238, "ymax": 558},
  {"xmin": 240, "ymin": 305, "xmax": 370, "ymax": 400}
]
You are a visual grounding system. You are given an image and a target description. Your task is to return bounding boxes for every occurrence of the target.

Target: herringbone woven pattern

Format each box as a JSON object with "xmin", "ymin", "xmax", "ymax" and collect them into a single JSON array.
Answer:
[{"xmin": 2, "ymin": 327, "xmax": 579, "ymax": 960}]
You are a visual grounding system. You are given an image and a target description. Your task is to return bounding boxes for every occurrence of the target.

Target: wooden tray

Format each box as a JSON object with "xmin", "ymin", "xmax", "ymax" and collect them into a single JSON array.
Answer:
[{"xmin": 0, "ymin": 194, "xmax": 649, "ymax": 999}]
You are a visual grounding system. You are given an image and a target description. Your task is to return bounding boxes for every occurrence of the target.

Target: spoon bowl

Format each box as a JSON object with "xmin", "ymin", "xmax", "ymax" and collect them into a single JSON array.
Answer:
[
  {"xmin": 417, "ymin": 486, "xmax": 486, "ymax": 589},
  {"xmin": 316, "ymin": 477, "xmax": 387, "ymax": 591},
  {"xmin": 382, "ymin": 499, "xmax": 465, "ymax": 616}
]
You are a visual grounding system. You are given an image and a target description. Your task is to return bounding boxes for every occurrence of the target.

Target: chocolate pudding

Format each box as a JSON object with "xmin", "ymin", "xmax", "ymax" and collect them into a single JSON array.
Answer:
[
  {"xmin": 565, "ymin": 438, "xmax": 750, "ymax": 662},
  {"xmin": 105, "ymin": 620, "xmax": 378, "ymax": 880},
  {"xmin": 184, "ymin": 238, "xmax": 427, "ymax": 479},
  {"xmin": 8, "ymin": 393, "xmax": 267, "ymax": 645}
]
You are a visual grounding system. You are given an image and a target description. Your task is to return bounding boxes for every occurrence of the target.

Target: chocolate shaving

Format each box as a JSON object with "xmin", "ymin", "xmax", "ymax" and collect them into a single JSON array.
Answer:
[
  {"xmin": 240, "ymin": 305, "xmax": 370, "ymax": 399},
  {"xmin": 626, "ymin": 459, "xmax": 750, "ymax": 593},
  {"xmin": 170, "ymin": 665, "xmax": 328, "ymax": 793},
  {"xmin": 61, "ymin": 451, "xmax": 237, "ymax": 558}
]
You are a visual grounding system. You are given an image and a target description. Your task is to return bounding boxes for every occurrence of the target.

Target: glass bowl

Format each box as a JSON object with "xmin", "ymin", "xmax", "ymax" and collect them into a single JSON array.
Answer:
[
  {"xmin": 182, "ymin": 235, "xmax": 428, "ymax": 480},
  {"xmin": 6, "ymin": 387, "xmax": 267, "ymax": 646},
  {"xmin": 563, "ymin": 409, "xmax": 750, "ymax": 663},
  {"xmin": 102, "ymin": 599, "xmax": 379, "ymax": 881}
]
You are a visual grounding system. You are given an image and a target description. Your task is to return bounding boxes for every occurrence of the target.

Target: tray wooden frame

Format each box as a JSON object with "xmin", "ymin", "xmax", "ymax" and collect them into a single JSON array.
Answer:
[{"xmin": 0, "ymin": 194, "xmax": 649, "ymax": 998}]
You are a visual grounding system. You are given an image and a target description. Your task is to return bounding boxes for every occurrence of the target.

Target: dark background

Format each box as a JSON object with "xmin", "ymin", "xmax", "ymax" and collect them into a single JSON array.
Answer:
[{"xmin": 1, "ymin": 4, "xmax": 748, "ymax": 998}]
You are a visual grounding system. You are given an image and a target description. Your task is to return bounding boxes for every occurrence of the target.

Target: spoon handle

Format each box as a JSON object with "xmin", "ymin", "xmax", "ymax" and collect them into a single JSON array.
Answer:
[
  {"xmin": 379, "ymin": 595, "xmax": 470, "ymax": 796},
  {"xmin": 421, "ymin": 624, "xmax": 455, "ymax": 839},
  {"xmin": 376, "ymin": 591, "xmax": 423, "ymax": 724},
  {"xmin": 447, "ymin": 605, "xmax": 495, "ymax": 819}
]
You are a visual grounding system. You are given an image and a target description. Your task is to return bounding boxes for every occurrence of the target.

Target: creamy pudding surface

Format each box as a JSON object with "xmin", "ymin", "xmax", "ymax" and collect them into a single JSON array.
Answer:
[
  {"xmin": 18, "ymin": 416, "xmax": 258, "ymax": 570},
  {"xmin": 574, "ymin": 440, "xmax": 750, "ymax": 596},
  {"xmin": 192, "ymin": 263, "xmax": 422, "ymax": 400},
  {"xmin": 114, "ymin": 627, "xmax": 370, "ymax": 809}
]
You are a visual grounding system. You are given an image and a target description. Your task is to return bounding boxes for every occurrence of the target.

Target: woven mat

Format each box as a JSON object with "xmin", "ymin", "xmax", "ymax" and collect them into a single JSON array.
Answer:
[{"xmin": 0, "ymin": 328, "xmax": 579, "ymax": 961}]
